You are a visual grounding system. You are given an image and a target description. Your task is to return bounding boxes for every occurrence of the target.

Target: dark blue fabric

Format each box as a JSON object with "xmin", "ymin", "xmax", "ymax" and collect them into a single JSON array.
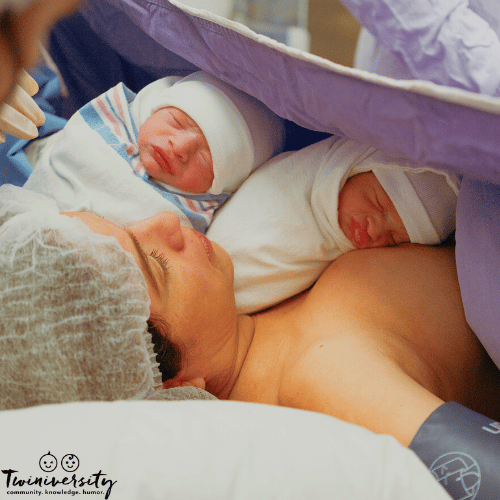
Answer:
[
  {"xmin": 49, "ymin": 12, "xmax": 171, "ymax": 119},
  {"xmin": 80, "ymin": 1, "xmax": 199, "ymax": 78},
  {"xmin": 0, "ymin": 64, "xmax": 67, "ymax": 187}
]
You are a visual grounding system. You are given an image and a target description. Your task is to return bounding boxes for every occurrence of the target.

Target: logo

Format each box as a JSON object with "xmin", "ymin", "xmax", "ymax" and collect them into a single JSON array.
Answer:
[
  {"xmin": 2, "ymin": 451, "xmax": 117, "ymax": 498},
  {"xmin": 61, "ymin": 455, "xmax": 80, "ymax": 473},
  {"xmin": 39, "ymin": 453, "xmax": 58, "ymax": 473},
  {"xmin": 430, "ymin": 451, "xmax": 481, "ymax": 500}
]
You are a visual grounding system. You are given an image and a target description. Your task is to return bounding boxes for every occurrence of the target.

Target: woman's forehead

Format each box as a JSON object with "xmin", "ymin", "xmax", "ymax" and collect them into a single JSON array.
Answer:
[
  {"xmin": 63, "ymin": 211, "xmax": 118, "ymax": 229},
  {"xmin": 62, "ymin": 211, "xmax": 133, "ymax": 251},
  {"xmin": 63, "ymin": 211, "xmax": 161, "ymax": 299}
]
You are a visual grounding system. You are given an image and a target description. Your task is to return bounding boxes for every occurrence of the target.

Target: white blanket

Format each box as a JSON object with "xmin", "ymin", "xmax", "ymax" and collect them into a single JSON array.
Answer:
[{"xmin": 0, "ymin": 400, "xmax": 451, "ymax": 500}]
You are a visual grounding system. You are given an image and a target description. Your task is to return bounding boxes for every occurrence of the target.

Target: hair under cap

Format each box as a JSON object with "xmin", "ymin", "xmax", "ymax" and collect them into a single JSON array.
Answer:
[
  {"xmin": 132, "ymin": 71, "xmax": 285, "ymax": 194},
  {"xmin": 372, "ymin": 167, "xmax": 460, "ymax": 245},
  {"xmin": 0, "ymin": 185, "xmax": 217, "ymax": 410}
]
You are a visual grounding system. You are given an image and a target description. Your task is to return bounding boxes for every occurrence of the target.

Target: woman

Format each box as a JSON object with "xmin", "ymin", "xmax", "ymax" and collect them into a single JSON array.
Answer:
[{"xmin": 62, "ymin": 205, "xmax": 500, "ymax": 448}]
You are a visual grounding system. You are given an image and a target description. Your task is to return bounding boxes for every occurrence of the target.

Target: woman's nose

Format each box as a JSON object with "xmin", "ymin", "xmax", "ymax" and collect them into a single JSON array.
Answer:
[{"xmin": 134, "ymin": 212, "xmax": 185, "ymax": 251}]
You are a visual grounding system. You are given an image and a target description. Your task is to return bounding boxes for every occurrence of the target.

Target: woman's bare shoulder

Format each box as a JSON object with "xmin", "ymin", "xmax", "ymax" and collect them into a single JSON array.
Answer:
[
  {"xmin": 322, "ymin": 244, "xmax": 455, "ymax": 286},
  {"xmin": 299, "ymin": 244, "xmax": 472, "ymax": 365},
  {"xmin": 308, "ymin": 244, "xmax": 459, "ymax": 309}
]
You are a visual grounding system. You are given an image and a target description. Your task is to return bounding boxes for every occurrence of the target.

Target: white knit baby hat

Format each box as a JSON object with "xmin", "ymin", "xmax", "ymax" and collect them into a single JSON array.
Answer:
[
  {"xmin": 0, "ymin": 185, "xmax": 215, "ymax": 410},
  {"xmin": 132, "ymin": 71, "xmax": 285, "ymax": 194},
  {"xmin": 372, "ymin": 167, "xmax": 461, "ymax": 245}
]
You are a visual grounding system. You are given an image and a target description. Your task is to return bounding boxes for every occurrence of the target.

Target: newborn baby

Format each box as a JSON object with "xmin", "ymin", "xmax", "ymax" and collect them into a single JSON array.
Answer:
[
  {"xmin": 207, "ymin": 135, "xmax": 460, "ymax": 313},
  {"xmin": 336, "ymin": 167, "xmax": 456, "ymax": 249},
  {"xmin": 24, "ymin": 71, "xmax": 285, "ymax": 232},
  {"xmin": 337, "ymin": 170, "xmax": 410, "ymax": 248}
]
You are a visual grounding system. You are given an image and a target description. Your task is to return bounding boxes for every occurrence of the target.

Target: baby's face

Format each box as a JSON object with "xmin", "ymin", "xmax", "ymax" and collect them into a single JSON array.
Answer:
[
  {"xmin": 137, "ymin": 107, "xmax": 214, "ymax": 193},
  {"xmin": 338, "ymin": 171, "xmax": 410, "ymax": 249}
]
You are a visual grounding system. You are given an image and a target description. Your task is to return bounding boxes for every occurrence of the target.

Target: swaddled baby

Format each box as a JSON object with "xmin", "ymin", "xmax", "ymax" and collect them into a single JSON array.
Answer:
[
  {"xmin": 207, "ymin": 135, "xmax": 460, "ymax": 313},
  {"xmin": 24, "ymin": 71, "xmax": 285, "ymax": 233}
]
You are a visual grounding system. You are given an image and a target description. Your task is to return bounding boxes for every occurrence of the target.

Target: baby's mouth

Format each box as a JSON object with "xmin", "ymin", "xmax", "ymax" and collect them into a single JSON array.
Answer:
[
  {"xmin": 350, "ymin": 218, "xmax": 369, "ymax": 248},
  {"xmin": 152, "ymin": 145, "xmax": 174, "ymax": 175}
]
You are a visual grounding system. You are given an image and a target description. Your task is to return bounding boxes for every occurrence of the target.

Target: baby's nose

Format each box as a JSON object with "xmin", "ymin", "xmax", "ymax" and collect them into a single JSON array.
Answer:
[
  {"xmin": 170, "ymin": 131, "xmax": 199, "ymax": 163},
  {"xmin": 368, "ymin": 217, "xmax": 393, "ymax": 247}
]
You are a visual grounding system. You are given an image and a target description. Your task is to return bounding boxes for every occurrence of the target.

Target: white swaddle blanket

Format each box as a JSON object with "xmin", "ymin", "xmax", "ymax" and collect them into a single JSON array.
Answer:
[{"xmin": 207, "ymin": 135, "xmax": 459, "ymax": 314}]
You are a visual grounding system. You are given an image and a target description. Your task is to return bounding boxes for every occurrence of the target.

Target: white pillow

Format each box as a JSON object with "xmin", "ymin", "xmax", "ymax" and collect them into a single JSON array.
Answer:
[{"xmin": 0, "ymin": 400, "xmax": 448, "ymax": 499}]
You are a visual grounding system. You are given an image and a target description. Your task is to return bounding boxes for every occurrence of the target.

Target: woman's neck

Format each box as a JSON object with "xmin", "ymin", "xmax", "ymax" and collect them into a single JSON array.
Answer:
[
  {"xmin": 225, "ymin": 292, "xmax": 307, "ymax": 403},
  {"xmin": 205, "ymin": 313, "xmax": 256, "ymax": 400}
]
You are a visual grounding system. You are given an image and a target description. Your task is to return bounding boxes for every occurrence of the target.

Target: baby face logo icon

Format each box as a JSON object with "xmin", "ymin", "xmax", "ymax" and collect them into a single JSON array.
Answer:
[
  {"xmin": 39, "ymin": 452, "xmax": 57, "ymax": 472},
  {"xmin": 61, "ymin": 454, "xmax": 80, "ymax": 472}
]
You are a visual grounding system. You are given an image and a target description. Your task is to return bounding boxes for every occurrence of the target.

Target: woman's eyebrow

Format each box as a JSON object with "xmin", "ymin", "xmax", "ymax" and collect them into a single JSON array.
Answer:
[{"xmin": 124, "ymin": 228, "xmax": 160, "ymax": 294}]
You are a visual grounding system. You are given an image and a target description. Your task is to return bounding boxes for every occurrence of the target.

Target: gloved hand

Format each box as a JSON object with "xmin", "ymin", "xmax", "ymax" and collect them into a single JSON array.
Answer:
[{"xmin": 0, "ymin": 68, "xmax": 45, "ymax": 143}]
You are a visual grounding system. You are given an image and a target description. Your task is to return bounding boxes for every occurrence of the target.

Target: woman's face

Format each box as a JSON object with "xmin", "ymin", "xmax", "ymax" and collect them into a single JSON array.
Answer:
[{"xmin": 63, "ymin": 211, "xmax": 237, "ymax": 359}]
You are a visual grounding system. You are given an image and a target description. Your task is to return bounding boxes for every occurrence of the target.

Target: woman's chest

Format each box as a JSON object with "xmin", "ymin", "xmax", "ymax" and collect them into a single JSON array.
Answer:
[{"xmin": 301, "ymin": 295, "xmax": 487, "ymax": 403}]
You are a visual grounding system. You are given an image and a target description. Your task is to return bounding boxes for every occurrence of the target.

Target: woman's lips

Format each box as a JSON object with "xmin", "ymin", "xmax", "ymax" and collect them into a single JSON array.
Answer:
[
  {"xmin": 193, "ymin": 230, "xmax": 214, "ymax": 262},
  {"xmin": 152, "ymin": 146, "xmax": 174, "ymax": 175}
]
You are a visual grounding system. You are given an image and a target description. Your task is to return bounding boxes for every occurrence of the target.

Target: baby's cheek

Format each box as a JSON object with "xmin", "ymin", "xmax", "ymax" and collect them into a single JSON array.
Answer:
[{"xmin": 179, "ymin": 164, "xmax": 214, "ymax": 193}]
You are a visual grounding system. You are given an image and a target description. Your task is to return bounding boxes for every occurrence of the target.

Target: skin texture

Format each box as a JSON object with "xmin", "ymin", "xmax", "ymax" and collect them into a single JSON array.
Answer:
[
  {"xmin": 69, "ymin": 210, "xmax": 500, "ymax": 447},
  {"xmin": 338, "ymin": 171, "xmax": 410, "ymax": 248},
  {"xmin": 0, "ymin": 0, "xmax": 81, "ymax": 103},
  {"xmin": 137, "ymin": 106, "xmax": 214, "ymax": 193},
  {"xmin": 239, "ymin": 245, "xmax": 500, "ymax": 444}
]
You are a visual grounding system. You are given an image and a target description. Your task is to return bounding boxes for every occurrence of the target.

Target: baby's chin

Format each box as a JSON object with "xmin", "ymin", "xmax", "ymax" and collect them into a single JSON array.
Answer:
[
  {"xmin": 142, "ymin": 163, "xmax": 211, "ymax": 193},
  {"xmin": 169, "ymin": 180, "xmax": 213, "ymax": 194}
]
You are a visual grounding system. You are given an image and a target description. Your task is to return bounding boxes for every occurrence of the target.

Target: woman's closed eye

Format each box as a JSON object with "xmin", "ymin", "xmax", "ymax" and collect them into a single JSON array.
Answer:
[{"xmin": 150, "ymin": 249, "xmax": 171, "ymax": 276}]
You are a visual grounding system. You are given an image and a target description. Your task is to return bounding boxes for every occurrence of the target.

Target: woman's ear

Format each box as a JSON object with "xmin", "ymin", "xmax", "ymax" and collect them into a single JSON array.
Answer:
[{"xmin": 182, "ymin": 377, "xmax": 206, "ymax": 391}]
